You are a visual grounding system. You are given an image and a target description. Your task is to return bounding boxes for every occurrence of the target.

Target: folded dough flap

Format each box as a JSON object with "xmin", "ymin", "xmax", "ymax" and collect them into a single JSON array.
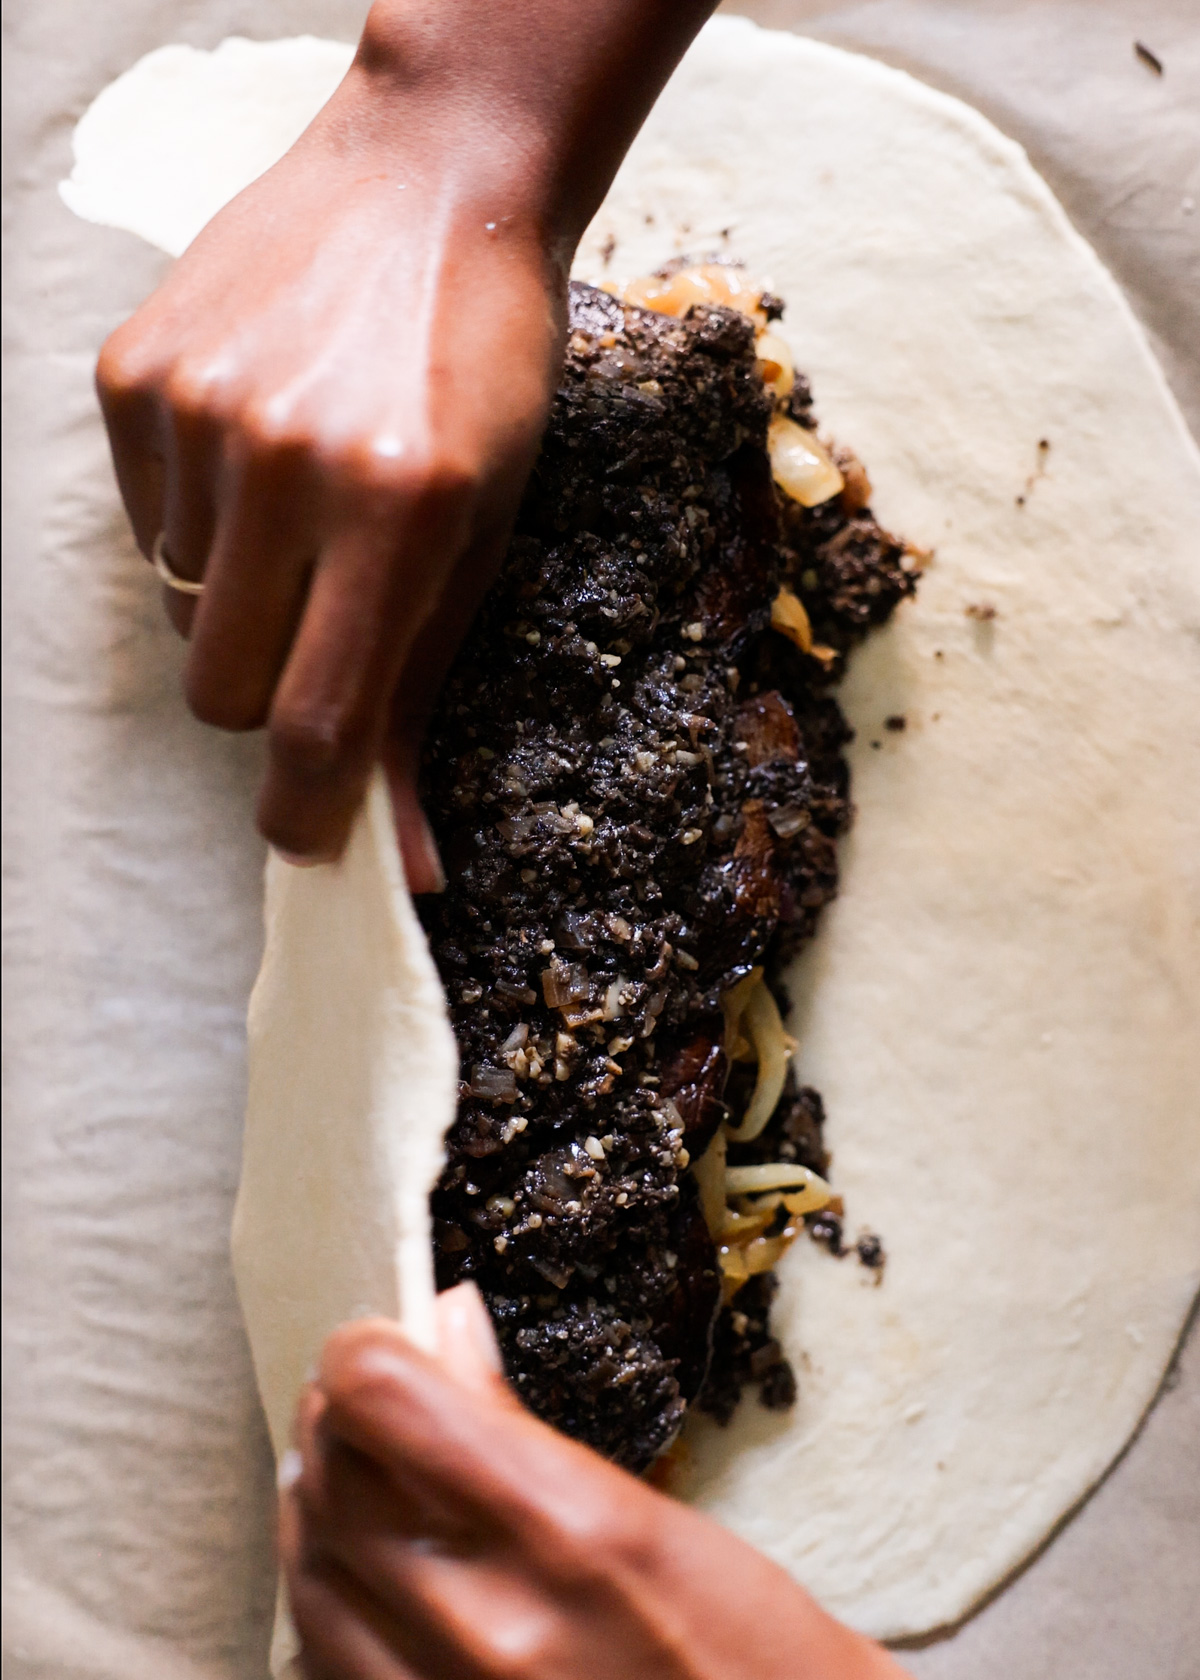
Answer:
[{"xmin": 232, "ymin": 768, "xmax": 459, "ymax": 1462}]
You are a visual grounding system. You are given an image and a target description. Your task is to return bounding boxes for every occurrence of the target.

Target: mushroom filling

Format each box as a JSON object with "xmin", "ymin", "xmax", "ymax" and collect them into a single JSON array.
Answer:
[{"xmin": 419, "ymin": 268, "xmax": 919, "ymax": 1472}]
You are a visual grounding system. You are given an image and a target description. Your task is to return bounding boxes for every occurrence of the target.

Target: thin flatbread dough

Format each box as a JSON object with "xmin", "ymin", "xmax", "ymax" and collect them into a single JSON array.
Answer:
[
  {"xmin": 233, "ymin": 768, "xmax": 456, "ymax": 1450},
  {"xmin": 233, "ymin": 769, "xmax": 458, "ymax": 1677},
  {"xmin": 61, "ymin": 15, "xmax": 1200, "ymax": 1645}
]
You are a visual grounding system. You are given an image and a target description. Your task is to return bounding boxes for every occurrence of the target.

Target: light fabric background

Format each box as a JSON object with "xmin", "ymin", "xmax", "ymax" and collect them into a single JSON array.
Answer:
[{"xmin": 3, "ymin": 4, "xmax": 1196, "ymax": 1678}]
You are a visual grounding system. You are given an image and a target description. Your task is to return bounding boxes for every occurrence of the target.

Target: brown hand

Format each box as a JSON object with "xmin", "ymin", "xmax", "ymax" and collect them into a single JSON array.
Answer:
[
  {"xmin": 97, "ymin": 71, "xmax": 561, "ymax": 878},
  {"xmin": 281, "ymin": 1287, "xmax": 911, "ymax": 1680},
  {"xmin": 96, "ymin": 0, "xmax": 721, "ymax": 878}
]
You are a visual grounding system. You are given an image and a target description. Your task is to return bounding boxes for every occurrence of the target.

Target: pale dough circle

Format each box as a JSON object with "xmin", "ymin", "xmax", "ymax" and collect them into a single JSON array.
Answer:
[{"xmin": 61, "ymin": 14, "xmax": 1200, "ymax": 1649}]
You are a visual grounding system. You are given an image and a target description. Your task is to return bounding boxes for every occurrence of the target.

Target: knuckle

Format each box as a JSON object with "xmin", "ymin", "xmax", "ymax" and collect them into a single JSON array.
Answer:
[
  {"xmin": 321, "ymin": 1323, "xmax": 409, "ymax": 1408},
  {"xmin": 326, "ymin": 437, "xmax": 479, "ymax": 513},
  {"xmin": 239, "ymin": 398, "xmax": 309, "ymax": 462},
  {"xmin": 95, "ymin": 325, "xmax": 158, "ymax": 407},
  {"xmin": 269, "ymin": 701, "xmax": 374, "ymax": 778},
  {"xmin": 553, "ymin": 1494, "xmax": 657, "ymax": 1581},
  {"xmin": 162, "ymin": 359, "xmax": 235, "ymax": 430}
]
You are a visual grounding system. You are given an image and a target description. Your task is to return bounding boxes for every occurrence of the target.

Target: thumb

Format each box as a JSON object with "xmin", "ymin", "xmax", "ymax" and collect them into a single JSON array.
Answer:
[
  {"xmin": 434, "ymin": 1281, "xmax": 508, "ymax": 1395},
  {"xmin": 385, "ymin": 749, "xmax": 446, "ymax": 896}
]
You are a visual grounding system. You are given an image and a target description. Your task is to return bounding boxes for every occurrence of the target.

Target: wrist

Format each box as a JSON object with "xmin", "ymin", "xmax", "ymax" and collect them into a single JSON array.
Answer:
[
  {"xmin": 338, "ymin": 0, "xmax": 718, "ymax": 244},
  {"xmin": 305, "ymin": 35, "xmax": 566, "ymax": 260}
]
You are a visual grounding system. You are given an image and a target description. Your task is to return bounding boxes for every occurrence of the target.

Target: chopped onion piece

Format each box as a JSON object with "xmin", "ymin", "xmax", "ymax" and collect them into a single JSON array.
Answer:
[
  {"xmin": 768, "ymin": 415, "xmax": 845, "ymax": 507},
  {"xmin": 541, "ymin": 960, "xmax": 589, "ymax": 1008},
  {"xmin": 755, "ymin": 329, "xmax": 795, "ymax": 397},
  {"xmin": 771, "ymin": 586, "xmax": 814, "ymax": 653},
  {"xmin": 468, "ymin": 1065, "xmax": 518, "ymax": 1103}
]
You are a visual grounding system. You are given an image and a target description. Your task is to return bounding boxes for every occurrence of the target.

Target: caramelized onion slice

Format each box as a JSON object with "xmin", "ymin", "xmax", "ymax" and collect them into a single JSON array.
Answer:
[
  {"xmin": 725, "ymin": 1161, "xmax": 833, "ymax": 1215},
  {"xmin": 727, "ymin": 978, "xmax": 797, "ymax": 1142},
  {"xmin": 623, "ymin": 263, "xmax": 768, "ymax": 325},
  {"xmin": 694, "ymin": 1129, "xmax": 728, "ymax": 1238}
]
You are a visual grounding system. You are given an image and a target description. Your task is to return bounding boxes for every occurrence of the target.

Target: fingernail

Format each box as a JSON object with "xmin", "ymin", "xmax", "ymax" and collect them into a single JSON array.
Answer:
[
  {"xmin": 437, "ymin": 1280, "xmax": 503, "ymax": 1384},
  {"xmin": 277, "ymin": 1448, "xmax": 304, "ymax": 1491},
  {"xmin": 413, "ymin": 810, "xmax": 447, "ymax": 895},
  {"xmin": 275, "ymin": 848, "xmax": 334, "ymax": 869}
]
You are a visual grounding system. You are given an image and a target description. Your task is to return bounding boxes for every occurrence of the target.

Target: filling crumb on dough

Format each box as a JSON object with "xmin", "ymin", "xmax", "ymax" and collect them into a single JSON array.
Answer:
[{"xmin": 419, "ymin": 269, "xmax": 918, "ymax": 1471}]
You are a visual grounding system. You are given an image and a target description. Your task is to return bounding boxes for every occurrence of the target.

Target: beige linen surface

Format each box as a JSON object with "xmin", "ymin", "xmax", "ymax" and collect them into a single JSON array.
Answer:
[{"xmin": 3, "ymin": 4, "xmax": 1197, "ymax": 1679}]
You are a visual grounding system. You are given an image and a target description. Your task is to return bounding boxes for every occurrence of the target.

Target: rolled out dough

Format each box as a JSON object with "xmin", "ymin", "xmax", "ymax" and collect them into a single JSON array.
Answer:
[
  {"xmin": 233, "ymin": 770, "xmax": 458, "ymax": 1677},
  {"xmin": 61, "ymin": 14, "xmax": 1200, "ymax": 1647}
]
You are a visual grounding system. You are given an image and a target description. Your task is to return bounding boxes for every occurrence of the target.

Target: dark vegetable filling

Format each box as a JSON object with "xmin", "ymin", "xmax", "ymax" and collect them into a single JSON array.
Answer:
[{"xmin": 419, "ymin": 278, "xmax": 916, "ymax": 1471}]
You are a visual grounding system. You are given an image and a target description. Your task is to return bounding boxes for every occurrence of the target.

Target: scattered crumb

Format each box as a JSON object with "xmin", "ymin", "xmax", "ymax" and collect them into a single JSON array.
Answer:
[
  {"xmin": 884, "ymin": 714, "xmax": 907, "ymax": 732},
  {"xmin": 1134, "ymin": 40, "xmax": 1164, "ymax": 75},
  {"xmin": 856, "ymin": 1232, "xmax": 886, "ymax": 1285},
  {"xmin": 870, "ymin": 740, "xmax": 882, "ymax": 750},
  {"xmin": 965, "ymin": 602, "xmax": 997, "ymax": 621},
  {"xmin": 1017, "ymin": 436, "xmax": 1051, "ymax": 507},
  {"xmin": 933, "ymin": 649, "xmax": 945, "ymax": 659},
  {"xmin": 600, "ymin": 233, "xmax": 617, "ymax": 266}
]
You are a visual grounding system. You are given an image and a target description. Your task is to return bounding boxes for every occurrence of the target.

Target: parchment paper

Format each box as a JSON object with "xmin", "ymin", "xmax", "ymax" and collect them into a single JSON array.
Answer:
[{"xmin": 3, "ymin": 4, "xmax": 1196, "ymax": 1678}]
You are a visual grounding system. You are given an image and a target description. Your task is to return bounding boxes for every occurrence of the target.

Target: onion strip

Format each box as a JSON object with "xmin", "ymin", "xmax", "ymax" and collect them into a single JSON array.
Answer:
[
  {"xmin": 721, "ymin": 967, "xmax": 761, "ymax": 1062},
  {"xmin": 693, "ymin": 1130, "xmax": 728, "ymax": 1238},
  {"xmin": 725, "ymin": 1160, "xmax": 829, "ymax": 1196},
  {"xmin": 726, "ymin": 980, "xmax": 796, "ymax": 1142}
]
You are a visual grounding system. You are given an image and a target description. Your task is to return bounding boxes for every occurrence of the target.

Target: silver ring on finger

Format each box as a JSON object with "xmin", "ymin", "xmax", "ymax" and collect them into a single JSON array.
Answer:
[{"xmin": 152, "ymin": 531, "xmax": 205, "ymax": 596}]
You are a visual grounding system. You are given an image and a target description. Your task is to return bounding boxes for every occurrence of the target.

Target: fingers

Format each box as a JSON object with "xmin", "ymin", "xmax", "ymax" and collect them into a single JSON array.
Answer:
[
  {"xmin": 157, "ymin": 380, "xmax": 225, "ymax": 638},
  {"xmin": 313, "ymin": 1320, "xmax": 519, "ymax": 1533},
  {"xmin": 102, "ymin": 316, "xmax": 486, "ymax": 867},
  {"xmin": 96, "ymin": 326, "xmax": 166, "ymax": 558},
  {"xmin": 384, "ymin": 525, "xmax": 510, "ymax": 894},
  {"xmin": 182, "ymin": 444, "xmax": 318, "ymax": 729},
  {"xmin": 284, "ymin": 1366, "xmax": 481, "ymax": 1679},
  {"xmin": 284, "ymin": 1533, "xmax": 425, "ymax": 1680},
  {"xmin": 97, "ymin": 324, "xmax": 221, "ymax": 639},
  {"xmin": 312, "ymin": 1317, "xmax": 644, "ymax": 1575},
  {"xmin": 257, "ymin": 467, "xmax": 474, "ymax": 860},
  {"xmin": 387, "ymin": 770, "xmax": 446, "ymax": 898},
  {"xmin": 290, "ymin": 1442, "xmax": 566, "ymax": 1680}
]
